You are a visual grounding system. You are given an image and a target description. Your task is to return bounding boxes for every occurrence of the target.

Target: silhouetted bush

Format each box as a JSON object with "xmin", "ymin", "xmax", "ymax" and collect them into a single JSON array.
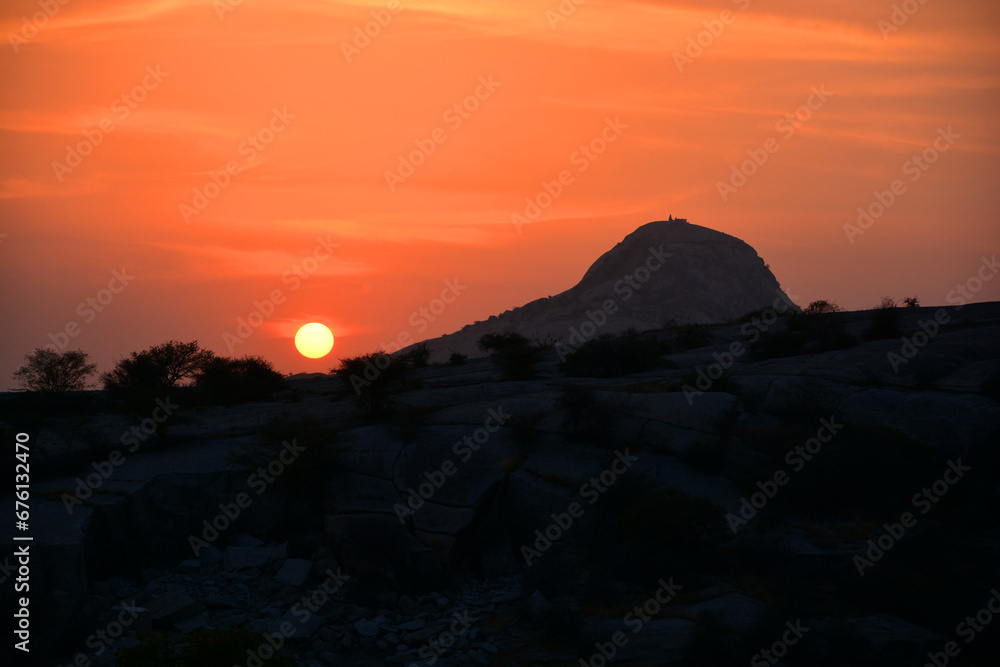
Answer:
[
  {"xmin": 670, "ymin": 324, "xmax": 712, "ymax": 351},
  {"xmin": 12, "ymin": 348, "xmax": 96, "ymax": 392},
  {"xmin": 478, "ymin": 332, "xmax": 542, "ymax": 379},
  {"xmin": 404, "ymin": 342, "xmax": 431, "ymax": 368},
  {"xmin": 752, "ymin": 309, "xmax": 859, "ymax": 359},
  {"xmin": 102, "ymin": 340, "xmax": 214, "ymax": 410},
  {"xmin": 557, "ymin": 385, "xmax": 618, "ymax": 445},
  {"xmin": 863, "ymin": 297, "xmax": 902, "ymax": 341},
  {"xmin": 332, "ymin": 351, "xmax": 409, "ymax": 417},
  {"xmin": 803, "ymin": 299, "xmax": 842, "ymax": 315},
  {"xmin": 448, "ymin": 352, "xmax": 468, "ymax": 366},
  {"xmin": 194, "ymin": 355, "xmax": 286, "ymax": 405},
  {"xmin": 561, "ymin": 330, "xmax": 669, "ymax": 377}
]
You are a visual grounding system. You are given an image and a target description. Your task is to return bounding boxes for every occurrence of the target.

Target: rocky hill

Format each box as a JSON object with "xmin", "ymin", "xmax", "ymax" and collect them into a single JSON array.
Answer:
[{"xmin": 412, "ymin": 219, "xmax": 797, "ymax": 361}]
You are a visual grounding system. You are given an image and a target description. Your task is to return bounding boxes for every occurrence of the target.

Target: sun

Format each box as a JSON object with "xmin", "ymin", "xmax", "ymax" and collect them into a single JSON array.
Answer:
[{"xmin": 294, "ymin": 323, "xmax": 334, "ymax": 359}]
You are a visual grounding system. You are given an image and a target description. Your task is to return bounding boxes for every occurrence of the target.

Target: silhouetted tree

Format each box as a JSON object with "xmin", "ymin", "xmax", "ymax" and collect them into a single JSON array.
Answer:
[
  {"xmin": 332, "ymin": 351, "xmax": 408, "ymax": 417},
  {"xmin": 404, "ymin": 342, "xmax": 431, "ymax": 368},
  {"xmin": 103, "ymin": 340, "xmax": 214, "ymax": 405},
  {"xmin": 195, "ymin": 355, "xmax": 286, "ymax": 404},
  {"xmin": 12, "ymin": 348, "xmax": 96, "ymax": 392},
  {"xmin": 478, "ymin": 332, "xmax": 542, "ymax": 379},
  {"xmin": 803, "ymin": 299, "xmax": 842, "ymax": 315},
  {"xmin": 903, "ymin": 296, "xmax": 920, "ymax": 308}
]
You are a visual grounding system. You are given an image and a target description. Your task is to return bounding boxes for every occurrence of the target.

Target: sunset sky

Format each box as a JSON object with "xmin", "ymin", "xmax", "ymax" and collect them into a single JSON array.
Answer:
[{"xmin": 1, "ymin": 0, "xmax": 998, "ymax": 380}]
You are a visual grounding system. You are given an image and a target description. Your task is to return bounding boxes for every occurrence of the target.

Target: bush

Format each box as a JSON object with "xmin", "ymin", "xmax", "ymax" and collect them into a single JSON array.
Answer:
[
  {"xmin": 404, "ymin": 342, "xmax": 431, "ymax": 368},
  {"xmin": 478, "ymin": 332, "xmax": 542, "ymax": 379},
  {"xmin": 195, "ymin": 355, "xmax": 286, "ymax": 405},
  {"xmin": 561, "ymin": 330, "xmax": 669, "ymax": 377},
  {"xmin": 332, "ymin": 351, "xmax": 408, "ymax": 416},
  {"xmin": 117, "ymin": 629, "xmax": 297, "ymax": 667},
  {"xmin": 863, "ymin": 297, "xmax": 902, "ymax": 341},
  {"xmin": 102, "ymin": 340, "xmax": 214, "ymax": 408},
  {"xmin": 752, "ymin": 309, "xmax": 858, "ymax": 359},
  {"xmin": 12, "ymin": 348, "xmax": 97, "ymax": 392},
  {"xmin": 557, "ymin": 385, "xmax": 618, "ymax": 445},
  {"xmin": 448, "ymin": 352, "xmax": 468, "ymax": 366},
  {"xmin": 803, "ymin": 299, "xmax": 842, "ymax": 315}
]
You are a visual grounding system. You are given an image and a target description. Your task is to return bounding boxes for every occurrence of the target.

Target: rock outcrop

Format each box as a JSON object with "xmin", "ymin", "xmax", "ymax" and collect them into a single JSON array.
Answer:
[{"xmin": 413, "ymin": 219, "xmax": 797, "ymax": 361}]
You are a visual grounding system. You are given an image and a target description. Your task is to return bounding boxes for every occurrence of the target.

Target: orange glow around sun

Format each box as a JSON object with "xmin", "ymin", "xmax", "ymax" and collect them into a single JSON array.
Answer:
[
  {"xmin": 0, "ymin": 0, "xmax": 998, "ymax": 379},
  {"xmin": 294, "ymin": 323, "xmax": 334, "ymax": 359}
]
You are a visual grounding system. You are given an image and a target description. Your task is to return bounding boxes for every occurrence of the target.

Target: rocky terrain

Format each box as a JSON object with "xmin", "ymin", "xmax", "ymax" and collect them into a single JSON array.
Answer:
[{"xmin": 3, "ymin": 299, "xmax": 1000, "ymax": 666}]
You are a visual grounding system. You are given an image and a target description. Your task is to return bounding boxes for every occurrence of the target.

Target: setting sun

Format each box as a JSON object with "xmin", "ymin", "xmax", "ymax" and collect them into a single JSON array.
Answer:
[{"xmin": 294, "ymin": 322, "xmax": 334, "ymax": 359}]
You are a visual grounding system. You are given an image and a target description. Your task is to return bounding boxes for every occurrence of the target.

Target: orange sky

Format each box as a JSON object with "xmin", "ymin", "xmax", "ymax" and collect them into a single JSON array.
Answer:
[{"xmin": 1, "ymin": 0, "xmax": 999, "ymax": 379}]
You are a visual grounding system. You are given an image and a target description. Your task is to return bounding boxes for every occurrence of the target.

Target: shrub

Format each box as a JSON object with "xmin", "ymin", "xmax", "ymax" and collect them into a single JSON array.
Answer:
[
  {"xmin": 561, "ymin": 330, "xmax": 668, "ymax": 377},
  {"xmin": 558, "ymin": 385, "xmax": 618, "ymax": 445},
  {"xmin": 102, "ymin": 340, "xmax": 214, "ymax": 407},
  {"xmin": 448, "ymin": 352, "xmax": 468, "ymax": 366},
  {"xmin": 332, "ymin": 351, "xmax": 408, "ymax": 417},
  {"xmin": 195, "ymin": 355, "xmax": 286, "ymax": 404},
  {"xmin": 752, "ymin": 309, "xmax": 858, "ymax": 359},
  {"xmin": 803, "ymin": 299, "xmax": 842, "ymax": 315},
  {"xmin": 478, "ymin": 332, "xmax": 542, "ymax": 379},
  {"xmin": 863, "ymin": 297, "xmax": 901, "ymax": 341},
  {"xmin": 12, "ymin": 348, "xmax": 96, "ymax": 392},
  {"xmin": 903, "ymin": 296, "xmax": 920, "ymax": 308},
  {"xmin": 404, "ymin": 342, "xmax": 431, "ymax": 368}
]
